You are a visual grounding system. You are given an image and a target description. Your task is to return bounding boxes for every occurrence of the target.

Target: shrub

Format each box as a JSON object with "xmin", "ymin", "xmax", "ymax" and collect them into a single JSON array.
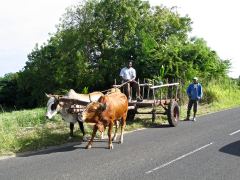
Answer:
[{"xmin": 202, "ymin": 88, "xmax": 219, "ymax": 104}]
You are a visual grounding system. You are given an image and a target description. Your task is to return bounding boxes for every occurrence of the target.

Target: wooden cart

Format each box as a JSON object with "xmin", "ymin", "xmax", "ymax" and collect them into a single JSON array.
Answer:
[{"xmin": 113, "ymin": 80, "xmax": 180, "ymax": 127}]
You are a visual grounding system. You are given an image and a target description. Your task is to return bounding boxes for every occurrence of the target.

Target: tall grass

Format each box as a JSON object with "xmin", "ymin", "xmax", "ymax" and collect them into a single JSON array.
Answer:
[
  {"xmin": 0, "ymin": 108, "xmax": 103, "ymax": 156},
  {"xmin": 203, "ymin": 79, "xmax": 240, "ymax": 109},
  {"xmin": 0, "ymin": 108, "xmax": 71, "ymax": 155},
  {"xmin": 180, "ymin": 79, "xmax": 240, "ymax": 118}
]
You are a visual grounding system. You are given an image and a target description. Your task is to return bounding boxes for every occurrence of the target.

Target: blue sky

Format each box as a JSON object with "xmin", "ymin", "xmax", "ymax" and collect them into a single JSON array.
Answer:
[{"xmin": 0, "ymin": 0, "xmax": 239, "ymax": 78}]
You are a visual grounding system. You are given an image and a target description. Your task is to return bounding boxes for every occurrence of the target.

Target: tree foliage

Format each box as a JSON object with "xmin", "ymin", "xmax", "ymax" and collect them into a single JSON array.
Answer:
[
  {"xmin": 0, "ymin": 0, "xmax": 231, "ymax": 108},
  {"xmin": 0, "ymin": 73, "xmax": 19, "ymax": 108}
]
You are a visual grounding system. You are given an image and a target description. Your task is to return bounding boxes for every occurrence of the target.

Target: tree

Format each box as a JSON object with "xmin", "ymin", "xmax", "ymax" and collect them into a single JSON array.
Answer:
[
  {"xmin": 2, "ymin": 0, "xmax": 230, "ymax": 108},
  {"xmin": 0, "ymin": 73, "xmax": 19, "ymax": 108}
]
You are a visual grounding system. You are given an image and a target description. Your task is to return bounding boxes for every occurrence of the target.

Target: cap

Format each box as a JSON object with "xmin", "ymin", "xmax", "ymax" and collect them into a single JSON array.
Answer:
[{"xmin": 193, "ymin": 77, "xmax": 198, "ymax": 81}]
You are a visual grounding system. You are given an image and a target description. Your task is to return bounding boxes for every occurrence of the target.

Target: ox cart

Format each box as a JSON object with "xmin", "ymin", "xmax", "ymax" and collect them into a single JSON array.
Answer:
[
  {"xmin": 60, "ymin": 80, "xmax": 180, "ymax": 127},
  {"xmin": 113, "ymin": 80, "xmax": 180, "ymax": 127}
]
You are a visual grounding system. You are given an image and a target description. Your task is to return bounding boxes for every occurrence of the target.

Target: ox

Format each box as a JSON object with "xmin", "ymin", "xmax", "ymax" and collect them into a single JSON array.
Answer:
[
  {"xmin": 81, "ymin": 92, "xmax": 128, "ymax": 149},
  {"xmin": 45, "ymin": 89, "xmax": 103, "ymax": 141}
]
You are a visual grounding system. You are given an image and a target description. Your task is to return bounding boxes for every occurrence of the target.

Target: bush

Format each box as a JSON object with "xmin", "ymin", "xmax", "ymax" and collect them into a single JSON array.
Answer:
[{"xmin": 202, "ymin": 88, "xmax": 219, "ymax": 104}]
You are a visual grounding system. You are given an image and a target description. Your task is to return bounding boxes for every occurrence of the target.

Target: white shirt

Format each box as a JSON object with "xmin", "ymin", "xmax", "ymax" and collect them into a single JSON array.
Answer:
[{"xmin": 120, "ymin": 67, "xmax": 136, "ymax": 81}]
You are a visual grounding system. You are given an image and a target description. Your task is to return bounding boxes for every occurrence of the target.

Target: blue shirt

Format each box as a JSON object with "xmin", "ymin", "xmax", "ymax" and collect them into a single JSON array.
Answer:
[{"xmin": 187, "ymin": 83, "xmax": 203, "ymax": 100}]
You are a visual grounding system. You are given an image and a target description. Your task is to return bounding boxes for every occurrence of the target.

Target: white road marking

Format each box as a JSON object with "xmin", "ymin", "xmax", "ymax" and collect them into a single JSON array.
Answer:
[
  {"xmin": 229, "ymin": 129, "xmax": 240, "ymax": 136},
  {"xmin": 145, "ymin": 142, "xmax": 213, "ymax": 174},
  {"xmin": 124, "ymin": 128, "xmax": 146, "ymax": 134}
]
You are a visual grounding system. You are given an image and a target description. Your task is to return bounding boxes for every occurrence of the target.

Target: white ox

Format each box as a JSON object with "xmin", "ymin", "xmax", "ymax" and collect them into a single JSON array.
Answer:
[{"xmin": 46, "ymin": 89, "xmax": 103, "ymax": 140}]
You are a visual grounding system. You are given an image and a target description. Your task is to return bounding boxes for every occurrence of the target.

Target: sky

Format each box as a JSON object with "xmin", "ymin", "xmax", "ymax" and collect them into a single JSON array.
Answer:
[{"xmin": 0, "ymin": 0, "xmax": 239, "ymax": 78}]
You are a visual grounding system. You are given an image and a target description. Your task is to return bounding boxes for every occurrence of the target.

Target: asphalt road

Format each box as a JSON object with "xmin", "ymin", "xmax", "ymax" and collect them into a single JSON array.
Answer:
[{"xmin": 0, "ymin": 107, "xmax": 240, "ymax": 180}]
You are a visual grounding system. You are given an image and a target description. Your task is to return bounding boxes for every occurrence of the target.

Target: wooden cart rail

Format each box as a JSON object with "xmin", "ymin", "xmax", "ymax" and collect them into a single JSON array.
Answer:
[
  {"xmin": 150, "ymin": 82, "xmax": 179, "ymax": 89},
  {"xmin": 113, "ymin": 80, "xmax": 180, "ymax": 127},
  {"xmin": 128, "ymin": 99, "xmax": 172, "ymax": 108}
]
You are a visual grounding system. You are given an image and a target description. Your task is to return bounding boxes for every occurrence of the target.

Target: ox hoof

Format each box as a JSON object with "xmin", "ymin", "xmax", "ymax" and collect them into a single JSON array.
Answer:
[
  {"xmin": 118, "ymin": 140, "xmax": 123, "ymax": 144},
  {"xmin": 85, "ymin": 145, "xmax": 92, "ymax": 149},
  {"xmin": 109, "ymin": 144, "xmax": 114, "ymax": 149}
]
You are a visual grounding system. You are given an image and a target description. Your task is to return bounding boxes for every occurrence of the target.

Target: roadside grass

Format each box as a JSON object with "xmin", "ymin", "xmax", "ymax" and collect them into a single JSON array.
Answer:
[
  {"xmin": 0, "ymin": 107, "xmax": 106, "ymax": 156},
  {"xmin": 188, "ymin": 81, "xmax": 240, "ymax": 118},
  {"xmin": 0, "ymin": 82, "xmax": 240, "ymax": 156}
]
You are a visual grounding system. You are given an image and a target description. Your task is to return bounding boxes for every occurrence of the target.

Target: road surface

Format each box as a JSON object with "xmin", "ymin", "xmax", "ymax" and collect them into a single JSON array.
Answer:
[{"xmin": 0, "ymin": 107, "xmax": 240, "ymax": 180}]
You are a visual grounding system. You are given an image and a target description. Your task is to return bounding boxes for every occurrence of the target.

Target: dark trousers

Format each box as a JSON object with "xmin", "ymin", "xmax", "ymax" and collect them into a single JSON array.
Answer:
[
  {"xmin": 123, "ymin": 80, "xmax": 140, "ymax": 98},
  {"xmin": 187, "ymin": 99, "xmax": 198, "ymax": 118}
]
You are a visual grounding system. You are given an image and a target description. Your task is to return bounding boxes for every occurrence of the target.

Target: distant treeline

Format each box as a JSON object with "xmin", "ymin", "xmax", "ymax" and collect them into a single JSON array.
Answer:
[{"xmin": 0, "ymin": 0, "xmax": 232, "ymax": 109}]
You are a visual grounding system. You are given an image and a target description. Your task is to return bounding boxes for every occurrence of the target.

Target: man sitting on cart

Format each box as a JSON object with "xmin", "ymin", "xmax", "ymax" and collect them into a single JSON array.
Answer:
[{"xmin": 120, "ymin": 61, "xmax": 142, "ymax": 102}]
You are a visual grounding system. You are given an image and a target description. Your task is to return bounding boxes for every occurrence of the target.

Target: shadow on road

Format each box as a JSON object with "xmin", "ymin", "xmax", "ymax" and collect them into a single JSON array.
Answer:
[
  {"xmin": 16, "ymin": 138, "xmax": 120, "ymax": 157},
  {"xmin": 128, "ymin": 117, "xmax": 172, "ymax": 128},
  {"xmin": 219, "ymin": 140, "xmax": 240, "ymax": 157},
  {"xmin": 150, "ymin": 124, "xmax": 172, "ymax": 128},
  {"xmin": 16, "ymin": 142, "xmax": 81, "ymax": 157}
]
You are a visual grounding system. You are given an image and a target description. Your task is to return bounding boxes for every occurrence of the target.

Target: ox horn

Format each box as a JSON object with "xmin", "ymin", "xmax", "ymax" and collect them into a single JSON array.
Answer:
[
  {"xmin": 45, "ymin": 93, "xmax": 53, "ymax": 98},
  {"xmin": 45, "ymin": 93, "xmax": 62, "ymax": 100},
  {"xmin": 99, "ymin": 103, "xmax": 107, "ymax": 111}
]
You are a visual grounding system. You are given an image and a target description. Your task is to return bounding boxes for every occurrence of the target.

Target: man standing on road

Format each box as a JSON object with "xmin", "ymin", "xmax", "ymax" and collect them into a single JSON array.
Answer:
[
  {"xmin": 120, "ymin": 61, "xmax": 142, "ymax": 102},
  {"xmin": 185, "ymin": 77, "xmax": 203, "ymax": 121}
]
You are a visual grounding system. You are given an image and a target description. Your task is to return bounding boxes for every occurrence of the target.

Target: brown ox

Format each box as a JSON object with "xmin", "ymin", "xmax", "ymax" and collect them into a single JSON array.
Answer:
[{"xmin": 81, "ymin": 92, "xmax": 128, "ymax": 149}]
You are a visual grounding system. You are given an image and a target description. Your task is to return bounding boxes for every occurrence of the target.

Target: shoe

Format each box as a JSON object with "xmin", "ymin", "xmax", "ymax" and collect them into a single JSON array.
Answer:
[
  {"xmin": 136, "ymin": 96, "xmax": 143, "ymax": 102},
  {"xmin": 184, "ymin": 117, "xmax": 190, "ymax": 121},
  {"xmin": 193, "ymin": 117, "xmax": 196, "ymax": 122}
]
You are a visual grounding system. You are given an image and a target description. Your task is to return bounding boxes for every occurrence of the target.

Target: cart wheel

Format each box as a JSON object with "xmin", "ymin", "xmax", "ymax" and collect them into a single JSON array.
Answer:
[
  {"xmin": 127, "ymin": 109, "xmax": 136, "ymax": 121},
  {"xmin": 167, "ymin": 101, "xmax": 180, "ymax": 127}
]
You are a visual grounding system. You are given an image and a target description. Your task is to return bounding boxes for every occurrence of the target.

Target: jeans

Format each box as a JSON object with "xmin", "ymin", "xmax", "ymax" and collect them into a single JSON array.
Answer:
[{"xmin": 187, "ymin": 99, "xmax": 198, "ymax": 118}]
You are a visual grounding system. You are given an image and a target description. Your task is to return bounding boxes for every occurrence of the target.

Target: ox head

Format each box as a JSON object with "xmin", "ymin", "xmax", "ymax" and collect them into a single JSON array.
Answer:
[
  {"xmin": 81, "ymin": 102, "xmax": 107, "ymax": 123},
  {"xmin": 45, "ymin": 93, "xmax": 63, "ymax": 119}
]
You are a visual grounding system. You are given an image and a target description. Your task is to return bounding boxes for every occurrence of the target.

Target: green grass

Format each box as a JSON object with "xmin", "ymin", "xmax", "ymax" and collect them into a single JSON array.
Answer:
[
  {"xmin": 180, "ymin": 79, "xmax": 240, "ymax": 119},
  {"xmin": 0, "ymin": 108, "xmax": 67, "ymax": 155},
  {"xmin": 0, "ymin": 82, "xmax": 240, "ymax": 156}
]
